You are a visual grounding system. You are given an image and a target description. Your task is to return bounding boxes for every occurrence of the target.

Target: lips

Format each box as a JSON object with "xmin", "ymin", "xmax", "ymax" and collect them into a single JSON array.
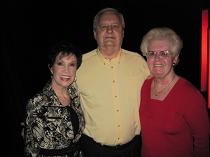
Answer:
[
  {"xmin": 60, "ymin": 75, "xmax": 71, "ymax": 81},
  {"xmin": 61, "ymin": 75, "xmax": 71, "ymax": 78},
  {"xmin": 153, "ymin": 62, "xmax": 163, "ymax": 67},
  {"xmin": 154, "ymin": 64, "xmax": 162, "ymax": 67},
  {"xmin": 105, "ymin": 35, "xmax": 115, "ymax": 39}
]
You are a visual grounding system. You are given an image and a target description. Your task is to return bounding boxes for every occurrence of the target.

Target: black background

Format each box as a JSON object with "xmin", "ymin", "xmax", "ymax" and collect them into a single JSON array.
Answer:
[{"xmin": 2, "ymin": 0, "xmax": 209, "ymax": 156}]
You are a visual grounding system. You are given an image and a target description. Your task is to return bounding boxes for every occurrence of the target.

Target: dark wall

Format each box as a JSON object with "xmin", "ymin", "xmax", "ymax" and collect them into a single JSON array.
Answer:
[{"xmin": 3, "ymin": 0, "xmax": 209, "ymax": 156}]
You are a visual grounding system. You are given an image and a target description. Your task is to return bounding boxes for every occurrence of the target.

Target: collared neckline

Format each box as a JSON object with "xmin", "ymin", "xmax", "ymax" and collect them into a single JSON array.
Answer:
[{"xmin": 96, "ymin": 48, "xmax": 122, "ymax": 66}]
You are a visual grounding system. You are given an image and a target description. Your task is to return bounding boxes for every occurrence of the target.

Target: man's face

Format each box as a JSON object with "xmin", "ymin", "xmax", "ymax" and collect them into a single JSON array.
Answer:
[{"xmin": 94, "ymin": 12, "xmax": 124, "ymax": 54}]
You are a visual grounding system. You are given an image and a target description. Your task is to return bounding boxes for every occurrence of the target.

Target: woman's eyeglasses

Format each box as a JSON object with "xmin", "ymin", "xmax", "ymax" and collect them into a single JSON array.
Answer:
[{"xmin": 146, "ymin": 50, "xmax": 171, "ymax": 59}]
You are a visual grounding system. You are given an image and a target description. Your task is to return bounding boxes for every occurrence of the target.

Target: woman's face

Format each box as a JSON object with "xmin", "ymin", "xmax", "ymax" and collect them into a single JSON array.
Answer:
[
  {"xmin": 146, "ymin": 39, "xmax": 177, "ymax": 79},
  {"xmin": 50, "ymin": 53, "xmax": 77, "ymax": 88}
]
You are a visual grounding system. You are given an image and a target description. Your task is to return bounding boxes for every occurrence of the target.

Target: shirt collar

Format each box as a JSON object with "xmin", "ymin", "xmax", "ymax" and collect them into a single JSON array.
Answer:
[{"xmin": 96, "ymin": 48, "xmax": 122, "ymax": 65}]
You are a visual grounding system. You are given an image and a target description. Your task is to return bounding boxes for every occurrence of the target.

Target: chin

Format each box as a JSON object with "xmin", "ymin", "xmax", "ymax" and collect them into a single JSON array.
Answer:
[{"xmin": 61, "ymin": 82, "xmax": 72, "ymax": 88}]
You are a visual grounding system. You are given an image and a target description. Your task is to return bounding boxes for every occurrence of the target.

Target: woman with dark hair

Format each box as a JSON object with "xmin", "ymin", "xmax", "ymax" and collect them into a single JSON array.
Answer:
[{"xmin": 24, "ymin": 41, "xmax": 84, "ymax": 157}]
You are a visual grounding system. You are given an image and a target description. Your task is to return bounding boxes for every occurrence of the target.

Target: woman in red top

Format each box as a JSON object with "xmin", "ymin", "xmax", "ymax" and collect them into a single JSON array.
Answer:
[{"xmin": 139, "ymin": 27, "xmax": 209, "ymax": 157}]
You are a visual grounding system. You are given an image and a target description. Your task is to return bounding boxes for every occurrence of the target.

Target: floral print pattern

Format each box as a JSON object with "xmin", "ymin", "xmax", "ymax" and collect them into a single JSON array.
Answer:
[{"xmin": 24, "ymin": 81, "xmax": 84, "ymax": 157}]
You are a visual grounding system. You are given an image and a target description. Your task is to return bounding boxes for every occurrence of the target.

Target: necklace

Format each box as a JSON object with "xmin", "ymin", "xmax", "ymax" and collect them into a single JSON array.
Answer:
[{"xmin": 153, "ymin": 75, "xmax": 176, "ymax": 96}]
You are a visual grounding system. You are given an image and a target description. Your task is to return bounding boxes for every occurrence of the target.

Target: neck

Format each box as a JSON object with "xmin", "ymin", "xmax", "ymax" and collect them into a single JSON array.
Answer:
[
  {"xmin": 51, "ymin": 82, "xmax": 70, "ymax": 106},
  {"xmin": 154, "ymin": 72, "xmax": 176, "ymax": 83},
  {"xmin": 51, "ymin": 81, "xmax": 68, "ymax": 97},
  {"xmin": 153, "ymin": 74, "xmax": 177, "ymax": 96}
]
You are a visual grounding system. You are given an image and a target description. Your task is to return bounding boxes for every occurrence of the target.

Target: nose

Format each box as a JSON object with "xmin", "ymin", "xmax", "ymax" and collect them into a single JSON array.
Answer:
[
  {"xmin": 63, "ymin": 65, "xmax": 71, "ymax": 74},
  {"xmin": 106, "ymin": 26, "xmax": 113, "ymax": 32},
  {"xmin": 154, "ymin": 53, "xmax": 161, "ymax": 59}
]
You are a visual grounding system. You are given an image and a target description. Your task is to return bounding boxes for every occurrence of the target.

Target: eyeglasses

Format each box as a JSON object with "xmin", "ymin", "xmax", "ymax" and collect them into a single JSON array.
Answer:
[
  {"xmin": 97, "ymin": 24, "xmax": 122, "ymax": 31},
  {"xmin": 146, "ymin": 50, "xmax": 171, "ymax": 58}
]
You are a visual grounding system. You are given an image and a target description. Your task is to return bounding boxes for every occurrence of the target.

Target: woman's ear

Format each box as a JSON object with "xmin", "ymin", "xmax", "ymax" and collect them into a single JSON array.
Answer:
[
  {"xmin": 173, "ymin": 55, "xmax": 179, "ymax": 66},
  {"xmin": 48, "ymin": 64, "xmax": 53, "ymax": 75}
]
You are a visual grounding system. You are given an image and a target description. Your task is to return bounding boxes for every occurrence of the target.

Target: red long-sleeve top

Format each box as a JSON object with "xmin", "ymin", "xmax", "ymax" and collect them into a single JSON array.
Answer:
[{"xmin": 140, "ymin": 77, "xmax": 210, "ymax": 157}]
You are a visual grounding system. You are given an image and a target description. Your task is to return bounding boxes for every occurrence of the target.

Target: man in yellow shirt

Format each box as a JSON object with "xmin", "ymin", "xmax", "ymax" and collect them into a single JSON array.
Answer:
[{"xmin": 76, "ymin": 7, "xmax": 150, "ymax": 157}]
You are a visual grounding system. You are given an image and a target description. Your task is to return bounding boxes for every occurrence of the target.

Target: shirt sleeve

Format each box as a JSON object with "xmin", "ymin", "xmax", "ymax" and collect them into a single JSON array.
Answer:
[{"xmin": 184, "ymin": 90, "xmax": 210, "ymax": 157}]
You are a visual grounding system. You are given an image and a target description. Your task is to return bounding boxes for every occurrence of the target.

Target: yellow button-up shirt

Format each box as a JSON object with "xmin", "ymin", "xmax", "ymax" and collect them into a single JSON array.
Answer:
[{"xmin": 76, "ymin": 49, "xmax": 149, "ymax": 145}]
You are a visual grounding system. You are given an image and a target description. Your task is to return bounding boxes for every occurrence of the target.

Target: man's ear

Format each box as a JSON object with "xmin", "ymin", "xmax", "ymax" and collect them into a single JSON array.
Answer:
[{"xmin": 93, "ymin": 31, "xmax": 97, "ymax": 40}]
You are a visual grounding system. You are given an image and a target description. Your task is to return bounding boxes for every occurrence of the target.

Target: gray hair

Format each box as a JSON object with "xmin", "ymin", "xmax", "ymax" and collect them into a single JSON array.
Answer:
[
  {"xmin": 140, "ymin": 27, "xmax": 183, "ymax": 56},
  {"xmin": 93, "ymin": 8, "xmax": 125, "ymax": 31}
]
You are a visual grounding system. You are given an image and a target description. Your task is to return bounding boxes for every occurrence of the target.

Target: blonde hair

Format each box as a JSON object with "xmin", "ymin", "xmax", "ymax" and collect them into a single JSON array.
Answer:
[{"xmin": 140, "ymin": 27, "xmax": 183, "ymax": 57}]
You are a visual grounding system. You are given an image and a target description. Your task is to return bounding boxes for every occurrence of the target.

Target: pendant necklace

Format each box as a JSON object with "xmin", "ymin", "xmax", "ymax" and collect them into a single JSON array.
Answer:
[{"xmin": 153, "ymin": 75, "xmax": 176, "ymax": 96}]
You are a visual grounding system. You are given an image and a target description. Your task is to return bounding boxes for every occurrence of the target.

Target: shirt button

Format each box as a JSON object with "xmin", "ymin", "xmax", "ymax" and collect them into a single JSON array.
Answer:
[
  {"xmin": 111, "ymin": 66, "xmax": 114, "ymax": 69},
  {"xmin": 112, "ymin": 80, "xmax": 115, "ymax": 83}
]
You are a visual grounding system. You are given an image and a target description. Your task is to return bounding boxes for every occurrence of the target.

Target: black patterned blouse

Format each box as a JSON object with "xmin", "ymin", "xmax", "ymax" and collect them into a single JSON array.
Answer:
[{"xmin": 24, "ymin": 81, "xmax": 85, "ymax": 157}]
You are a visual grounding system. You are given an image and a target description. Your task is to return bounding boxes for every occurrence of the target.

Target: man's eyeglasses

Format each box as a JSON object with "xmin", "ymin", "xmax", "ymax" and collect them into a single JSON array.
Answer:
[{"xmin": 146, "ymin": 50, "xmax": 171, "ymax": 58}]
